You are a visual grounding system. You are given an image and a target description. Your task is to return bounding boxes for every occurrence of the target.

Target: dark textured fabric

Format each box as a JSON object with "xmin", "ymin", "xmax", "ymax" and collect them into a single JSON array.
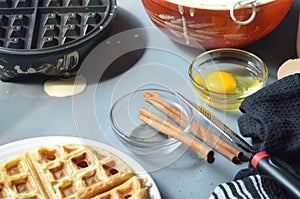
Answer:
[
  {"xmin": 210, "ymin": 74, "xmax": 300, "ymax": 199},
  {"xmin": 238, "ymin": 74, "xmax": 300, "ymax": 180},
  {"xmin": 237, "ymin": 74, "xmax": 300, "ymax": 198}
]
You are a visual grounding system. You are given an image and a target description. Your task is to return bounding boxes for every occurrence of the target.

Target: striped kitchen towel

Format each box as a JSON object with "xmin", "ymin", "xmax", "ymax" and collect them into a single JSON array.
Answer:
[
  {"xmin": 210, "ymin": 175, "xmax": 270, "ymax": 199},
  {"xmin": 209, "ymin": 171, "xmax": 289, "ymax": 199}
]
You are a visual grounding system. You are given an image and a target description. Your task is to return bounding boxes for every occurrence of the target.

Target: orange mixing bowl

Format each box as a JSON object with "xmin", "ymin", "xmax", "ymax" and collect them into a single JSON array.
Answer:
[{"xmin": 142, "ymin": 0, "xmax": 293, "ymax": 49}]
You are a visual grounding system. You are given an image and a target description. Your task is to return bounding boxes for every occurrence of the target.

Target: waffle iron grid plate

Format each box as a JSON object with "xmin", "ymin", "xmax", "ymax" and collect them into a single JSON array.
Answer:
[{"xmin": 0, "ymin": 0, "xmax": 117, "ymax": 81}]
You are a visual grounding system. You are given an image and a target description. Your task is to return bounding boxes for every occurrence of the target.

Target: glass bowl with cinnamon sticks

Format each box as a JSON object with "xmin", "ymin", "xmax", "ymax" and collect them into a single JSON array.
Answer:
[
  {"xmin": 110, "ymin": 88, "xmax": 194, "ymax": 157},
  {"xmin": 110, "ymin": 88, "xmax": 244, "ymax": 164}
]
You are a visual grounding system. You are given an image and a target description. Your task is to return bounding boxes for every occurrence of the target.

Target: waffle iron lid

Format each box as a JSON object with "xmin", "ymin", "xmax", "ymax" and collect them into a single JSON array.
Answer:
[{"xmin": 0, "ymin": 0, "xmax": 117, "ymax": 54}]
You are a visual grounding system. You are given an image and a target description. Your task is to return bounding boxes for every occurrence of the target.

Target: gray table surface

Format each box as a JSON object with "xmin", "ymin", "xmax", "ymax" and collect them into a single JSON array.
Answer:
[{"xmin": 0, "ymin": 1, "xmax": 299, "ymax": 198}]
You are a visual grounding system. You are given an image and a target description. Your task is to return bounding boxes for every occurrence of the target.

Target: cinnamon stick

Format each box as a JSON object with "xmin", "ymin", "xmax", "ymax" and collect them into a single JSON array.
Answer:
[
  {"xmin": 144, "ymin": 91, "xmax": 163, "ymax": 99},
  {"xmin": 144, "ymin": 91, "xmax": 243, "ymax": 163},
  {"xmin": 139, "ymin": 107, "xmax": 215, "ymax": 163}
]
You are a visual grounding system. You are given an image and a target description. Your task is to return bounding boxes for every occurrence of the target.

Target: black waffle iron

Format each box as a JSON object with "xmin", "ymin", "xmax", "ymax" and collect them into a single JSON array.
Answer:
[{"xmin": 0, "ymin": 0, "xmax": 117, "ymax": 81}]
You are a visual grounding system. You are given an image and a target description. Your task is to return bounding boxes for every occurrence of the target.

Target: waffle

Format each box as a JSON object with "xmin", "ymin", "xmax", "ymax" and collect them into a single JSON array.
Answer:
[{"xmin": 0, "ymin": 144, "xmax": 148, "ymax": 199}]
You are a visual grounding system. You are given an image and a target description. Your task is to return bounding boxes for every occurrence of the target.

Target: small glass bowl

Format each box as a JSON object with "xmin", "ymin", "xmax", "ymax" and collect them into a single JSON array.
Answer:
[
  {"xmin": 188, "ymin": 48, "xmax": 268, "ymax": 110},
  {"xmin": 110, "ymin": 88, "xmax": 193, "ymax": 156}
]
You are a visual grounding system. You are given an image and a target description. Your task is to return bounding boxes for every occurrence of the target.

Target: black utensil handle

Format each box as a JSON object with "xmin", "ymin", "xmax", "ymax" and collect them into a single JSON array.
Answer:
[{"xmin": 251, "ymin": 152, "xmax": 300, "ymax": 198}]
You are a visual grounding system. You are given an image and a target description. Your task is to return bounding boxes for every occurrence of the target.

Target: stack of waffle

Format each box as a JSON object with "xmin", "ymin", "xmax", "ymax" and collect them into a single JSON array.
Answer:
[{"xmin": 0, "ymin": 144, "xmax": 148, "ymax": 198}]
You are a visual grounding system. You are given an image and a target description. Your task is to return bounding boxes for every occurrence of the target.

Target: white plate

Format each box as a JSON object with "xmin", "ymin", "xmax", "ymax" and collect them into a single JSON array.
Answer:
[{"xmin": 0, "ymin": 136, "xmax": 161, "ymax": 199}]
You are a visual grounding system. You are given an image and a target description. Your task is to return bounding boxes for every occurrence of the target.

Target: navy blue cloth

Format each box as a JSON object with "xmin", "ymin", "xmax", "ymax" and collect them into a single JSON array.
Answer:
[
  {"xmin": 210, "ymin": 74, "xmax": 300, "ymax": 199},
  {"xmin": 238, "ymin": 74, "xmax": 300, "ymax": 180}
]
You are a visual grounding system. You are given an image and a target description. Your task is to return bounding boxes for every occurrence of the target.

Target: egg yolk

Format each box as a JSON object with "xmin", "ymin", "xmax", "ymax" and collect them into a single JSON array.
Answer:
[
  {"xmin": 205, "ymin": 71, "xmax": 237, "ymax": 94},
  {"xmin": 194, "ymin": 74, "xmax": 204, "ymax": 87}
]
